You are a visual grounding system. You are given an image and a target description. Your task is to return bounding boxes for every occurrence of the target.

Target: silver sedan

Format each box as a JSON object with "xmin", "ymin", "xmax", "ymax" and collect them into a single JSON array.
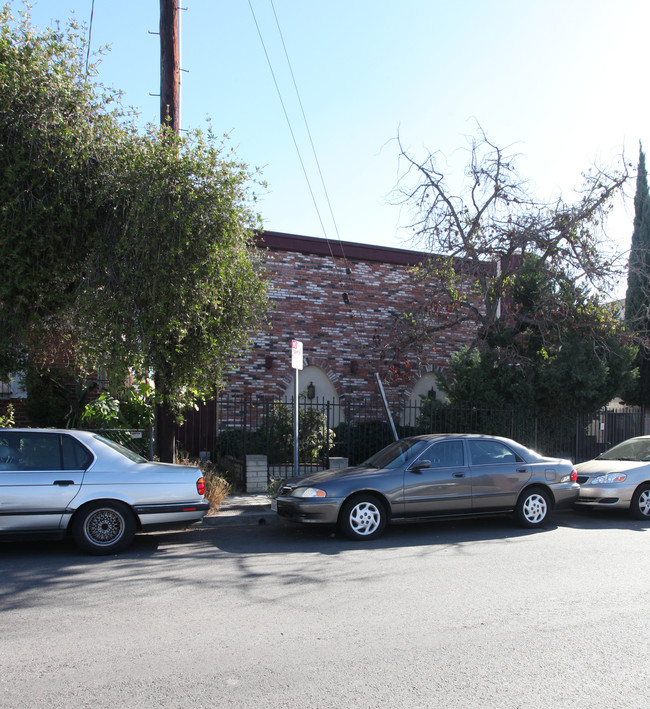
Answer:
[
  {"xmin": 273, "ymin": 434, "xmax": 579, "ymax": 540},
  {"xmin": 575, "ymin": 435, "xmax": 650, "ymax": 519},
  {"xmin": 0, "ymin": 428, "xmax": 209, "ymax": 554}
]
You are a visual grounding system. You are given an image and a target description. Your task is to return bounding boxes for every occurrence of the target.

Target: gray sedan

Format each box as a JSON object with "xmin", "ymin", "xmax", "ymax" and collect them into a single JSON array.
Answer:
[
  {"xmin": 575, "ymin": 435, "xmax": 650, "ymax": 519},
  {"xmin": 273, "ymin": 434, "xmax": 579, "ymax": 540},
  {"xmin": 0, "ymin": 428, "xmax": 209, "ymax": 554}
]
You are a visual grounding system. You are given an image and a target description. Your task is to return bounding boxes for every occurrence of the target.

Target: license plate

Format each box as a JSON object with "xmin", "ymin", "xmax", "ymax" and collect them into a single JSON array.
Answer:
[{"xmin": 271, "ymin": 499, "xmax": 277, "ymax": 512}]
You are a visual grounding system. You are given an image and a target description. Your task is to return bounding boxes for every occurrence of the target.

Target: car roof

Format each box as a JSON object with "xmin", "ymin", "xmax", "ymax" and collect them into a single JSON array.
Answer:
[
  {"xmin": 408, "ymin": 433, "xmax": 518, "ymax": 442},
  {"xmin": 0, "ymin": 428, "xmax": 97, "ymax": 440}
]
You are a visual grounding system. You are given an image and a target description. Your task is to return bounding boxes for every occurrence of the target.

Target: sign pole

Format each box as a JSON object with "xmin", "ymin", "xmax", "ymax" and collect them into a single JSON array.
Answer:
[
  {"xmin": 293, "ymin": 368, "xmax": 299, "ymax": 476},
  {"xmin": 291, "ymin": 340, "xmax": 303, "ymax": 477}
]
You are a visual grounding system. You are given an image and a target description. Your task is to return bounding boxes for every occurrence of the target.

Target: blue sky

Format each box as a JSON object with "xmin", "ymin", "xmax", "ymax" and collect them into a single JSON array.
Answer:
[{"xmin": 26, "ymin": 0, "xmax": 650, "ymax": 294}]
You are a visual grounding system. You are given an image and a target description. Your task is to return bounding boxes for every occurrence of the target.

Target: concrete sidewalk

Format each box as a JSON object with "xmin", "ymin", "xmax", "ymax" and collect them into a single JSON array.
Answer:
[{"xmin": 201, "ymin": 494, "xmax": 277, "ymax": 527}]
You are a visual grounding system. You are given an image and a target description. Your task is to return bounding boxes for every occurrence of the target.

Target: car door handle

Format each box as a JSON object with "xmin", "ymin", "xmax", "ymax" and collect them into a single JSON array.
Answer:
[
  {"xmin": 53, "ymin": 480, "xmax": 75, "ymax": 486},
  {"xmin": 453, "ymin": 472, "xmax": 466, "ymax": 478},
  {"xmin": 517, "ymin": 468, "xmax": 528, "ymax": 473}
]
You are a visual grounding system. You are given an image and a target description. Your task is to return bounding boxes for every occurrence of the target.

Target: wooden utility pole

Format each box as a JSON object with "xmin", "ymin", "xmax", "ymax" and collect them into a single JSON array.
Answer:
[
  {"xmin": 160, "ymin": 0, "xmax": 180, "ymax": 133},
  {"xmin": 156, "ymin": 0, "xmax": 181, "ymax": 462}
]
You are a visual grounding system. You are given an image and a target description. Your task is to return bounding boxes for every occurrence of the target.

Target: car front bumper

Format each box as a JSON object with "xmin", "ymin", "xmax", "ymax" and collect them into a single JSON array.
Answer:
[
  {"xmin": 574, "ymin": 485, "xmax": 633, "ymax": 509},
  {"xmin": 274, "ymin": 496, "xmax": 342, "ymax": 525}
]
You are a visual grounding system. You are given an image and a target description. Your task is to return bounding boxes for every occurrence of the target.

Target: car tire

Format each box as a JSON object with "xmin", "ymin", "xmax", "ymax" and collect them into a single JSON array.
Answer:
[
  {"xmin": 514, "ymin": 487, "xmax": 550, "ymax": 528},
  {"xmin": 71, "ymin": 500, "xmax": 136, "ymax": 555},
  {"xmin": 339, "ymin": 494, "xmax": 387, "ymax": 541},
  {"xmin": 630, "ymin": 483, "xmax": 650, "ymax": 520}
]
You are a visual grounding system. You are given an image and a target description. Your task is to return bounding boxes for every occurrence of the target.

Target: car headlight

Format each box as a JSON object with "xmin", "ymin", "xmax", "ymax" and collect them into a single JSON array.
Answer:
[
  {"xmin": 291, "ymin": 487, "xmax": 327, "ymax": 498},
  {"xmin": 590, "ymin": 473, "xmax": 627, "ymax": 484}
]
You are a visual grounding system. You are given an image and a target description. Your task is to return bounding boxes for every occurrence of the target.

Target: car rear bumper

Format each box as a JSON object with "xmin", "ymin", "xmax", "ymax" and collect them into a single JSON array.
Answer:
[
  {"xmin": 134, "ymin": 501, "xmax": 211, "ymax": 527},
  {"xmin": 553, "ymin": 483, "xmax": 581, "ymax": 509}
]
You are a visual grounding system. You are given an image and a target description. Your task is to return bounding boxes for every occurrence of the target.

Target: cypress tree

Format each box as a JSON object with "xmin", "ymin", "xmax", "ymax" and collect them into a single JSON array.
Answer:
[{"xmin": 624, "ymin": 145, "xmax": 650, "ymax": 405}]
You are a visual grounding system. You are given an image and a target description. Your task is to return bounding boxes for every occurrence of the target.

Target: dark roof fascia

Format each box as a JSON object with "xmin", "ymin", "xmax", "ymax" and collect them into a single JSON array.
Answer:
[{"xmin": 255, "ymin": 230, "xmax": 427, "ymax": 267}]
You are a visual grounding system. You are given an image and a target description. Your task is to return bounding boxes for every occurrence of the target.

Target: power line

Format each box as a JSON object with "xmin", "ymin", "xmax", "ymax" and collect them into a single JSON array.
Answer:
[
  {"xmin": 247, "ymin": 0, "xmax": 332, "ymax": 248},
  {"xmin": 249, "ymin": 0, "xmax": 372, "ymax": 345},
  {"xmin": 85, "ymin": 0, "xmax": 95, "ymax": 77},
  {"xmin": 268, "ymin": 2, "xmax": 346, "ymax": 253}
]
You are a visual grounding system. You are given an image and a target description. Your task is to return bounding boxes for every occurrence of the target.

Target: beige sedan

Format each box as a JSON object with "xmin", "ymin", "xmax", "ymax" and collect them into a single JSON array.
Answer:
[{"xmin": 575, "ymin": 435, "xmax": 650, "ymax": 519}]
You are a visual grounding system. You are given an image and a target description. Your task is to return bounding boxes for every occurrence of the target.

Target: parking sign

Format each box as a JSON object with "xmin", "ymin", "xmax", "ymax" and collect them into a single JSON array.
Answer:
[{"xmin": 291, "ymin": 339, "xmax": 303, "ymax": 370}]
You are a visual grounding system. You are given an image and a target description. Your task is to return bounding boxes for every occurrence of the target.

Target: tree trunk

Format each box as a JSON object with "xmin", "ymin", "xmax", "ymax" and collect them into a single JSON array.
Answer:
[{"xmin": 155, "ymin": 400, "xmax": 175, "ymax": 463}]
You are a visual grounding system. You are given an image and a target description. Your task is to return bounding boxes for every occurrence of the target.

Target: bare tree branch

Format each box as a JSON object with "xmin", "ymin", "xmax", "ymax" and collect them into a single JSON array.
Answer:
[{"xmin": 389, "ymin": 128, "xmax": 630, "ymax": 359}]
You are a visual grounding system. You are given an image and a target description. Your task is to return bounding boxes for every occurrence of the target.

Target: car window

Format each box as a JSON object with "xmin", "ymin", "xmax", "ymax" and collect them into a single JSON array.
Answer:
[
  {"xmin": 0, "ymin": 432, "xmax": 61, "ymax": 470},
  {"xmin": 61, "ymin": 435, "xmax": 94, "ymax": 470},
  {"xmin": 0, "ymin": 433, "xmax": 23, "ymax": 470},
  {"xmin": 363, "ymin": 439, "xmax": 432, "ymax": 470},
  {"xmin": 427, "ymin": 440, "xmax": 464, "ymax": 467},
  {"xmin": 93, "ymin": 435, "xmax": 147, "ymax": 463},
  {"xmin": 598, "ymin": 438, "xmax": 650, "ymax": 461},
  {"xmin": 468, "ymin": 440, "xmax": 520, "ymax": 465}
]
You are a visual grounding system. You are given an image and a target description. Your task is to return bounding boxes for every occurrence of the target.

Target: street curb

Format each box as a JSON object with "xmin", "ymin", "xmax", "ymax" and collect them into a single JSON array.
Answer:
[{"xmin": 201, "ymin": 506, "xmax": 278, "ymax": 528}]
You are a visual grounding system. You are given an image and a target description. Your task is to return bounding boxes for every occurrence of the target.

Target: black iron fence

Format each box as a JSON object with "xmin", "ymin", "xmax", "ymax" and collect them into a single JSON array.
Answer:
[{"xmin": 175, "ymin": 396, "xmax": 648, "ymax": 481}]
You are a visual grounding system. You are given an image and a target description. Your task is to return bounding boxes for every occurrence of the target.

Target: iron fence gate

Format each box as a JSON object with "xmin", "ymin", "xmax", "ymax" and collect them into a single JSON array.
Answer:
[{"xmin": 174, "ymin": 396, "xmax": 647, "ymax": 481}]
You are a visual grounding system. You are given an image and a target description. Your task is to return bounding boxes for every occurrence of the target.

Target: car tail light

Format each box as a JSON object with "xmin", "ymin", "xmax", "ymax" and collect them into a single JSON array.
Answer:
[
  {"xmin": 570, "ymin": 469, "xmax": 577, "ymax": 482},
  {"xmin": 197, "ymin": 477, "xmax": 206, "ymax": 495}
]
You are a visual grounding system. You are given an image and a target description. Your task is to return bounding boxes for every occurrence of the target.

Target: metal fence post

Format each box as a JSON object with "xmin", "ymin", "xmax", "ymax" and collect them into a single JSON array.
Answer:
[
  {"xmin": 326, "ymin": 399, "xmax": 331, "ymax": 468},
  {"xmin": 148, "ymin": 423, "xmax": 154, "ymax": 461},
  {"xmin": 242, "ymin": 395, "xmax": 247, "ymax": 470}
]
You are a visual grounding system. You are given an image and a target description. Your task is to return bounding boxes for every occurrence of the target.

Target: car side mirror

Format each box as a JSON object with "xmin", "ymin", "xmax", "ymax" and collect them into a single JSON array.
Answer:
[{"xmin": 409, "ymin": 459, "xmax": 431, "ymax": 472}]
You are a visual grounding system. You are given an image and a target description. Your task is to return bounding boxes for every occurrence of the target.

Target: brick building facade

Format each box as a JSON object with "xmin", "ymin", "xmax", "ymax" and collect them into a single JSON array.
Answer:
[{"xmin": 224, "ymin": 230, "xmax": 479, "ymax": 407}]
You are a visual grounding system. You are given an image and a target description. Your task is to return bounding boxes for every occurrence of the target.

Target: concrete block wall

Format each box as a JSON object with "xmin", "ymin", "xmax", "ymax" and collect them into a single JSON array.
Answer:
[
  {"xmin": 245, "ymin": 454, "xmax": 269, "ymax": 493},
  {"xmin": 246, "ymin": 455, "xmax": 350, "ymax": 493},
  {"xmin": 327, "ymin": 457, "xmax": 349, "ymax": 470}
]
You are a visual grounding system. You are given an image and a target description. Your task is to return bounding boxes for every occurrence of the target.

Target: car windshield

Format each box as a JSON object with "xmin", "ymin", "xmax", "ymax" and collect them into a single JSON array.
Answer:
[
  {"xmin": 362, "ymin": 439, "xmax": 432, "ymax": 470},
  {"xmin": 597, "ymin": 438, "xmax": 650, "ymax": 462},
  {"xmin": 93, "ymin": 435, "xmax": 147, "ymax": 463}
]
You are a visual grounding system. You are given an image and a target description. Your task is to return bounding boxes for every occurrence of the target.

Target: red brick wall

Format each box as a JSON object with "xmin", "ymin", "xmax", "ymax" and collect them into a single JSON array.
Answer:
[{"xmin": 223, "ymin": 232, "xmax": 479, "ymax": 402}]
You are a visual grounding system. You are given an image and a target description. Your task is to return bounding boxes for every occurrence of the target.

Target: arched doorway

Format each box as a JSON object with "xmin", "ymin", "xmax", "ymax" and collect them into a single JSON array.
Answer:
[
  {"xmin": 282, "ymin": 365, "xmax": 343, "ymax": 425},
  {"xmin": 401, "ymin": 372, "xmax": 445, "ymax": 427}
]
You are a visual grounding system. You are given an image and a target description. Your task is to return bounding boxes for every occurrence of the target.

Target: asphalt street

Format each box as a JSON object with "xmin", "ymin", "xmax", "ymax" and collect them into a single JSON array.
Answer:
[{"xmin": 1, "ymin": 509, "xmax": 649, "ymax": 708}]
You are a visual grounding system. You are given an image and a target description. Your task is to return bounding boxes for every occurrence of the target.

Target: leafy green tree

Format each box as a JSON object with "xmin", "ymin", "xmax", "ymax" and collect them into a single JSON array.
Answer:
[
  {"xmin": 81, "ymin": 380, "xmax": 154, "ymax": 430},
  {"xmin": 0, "ymin": 403, "xmax": 14, "ymax": 427},
  {"xmin": 437, "ymin": 257, "xmax": 637, "ymax": 415},
  {"xmin": 23, "ymin": 366, "xmax": 97, "ymax": 428},
  {"xmin": 73, "ymin": 124, "xmax": 268, "ymax": 460},
  {"xmin": 0, "ymin": 5, "xmax": 120, "ymax": 368},
  {"xmin": 0, "ymin": 6, "xmax": 268, "ymax": 460},
  {"xmin": 623, "ymin": 146, "xmax": 650, "ymax": 405}
]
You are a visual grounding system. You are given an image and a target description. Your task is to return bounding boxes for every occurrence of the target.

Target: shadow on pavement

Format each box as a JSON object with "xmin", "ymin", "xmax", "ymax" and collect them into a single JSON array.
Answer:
[
  {"xmin": 1, "ymin": 507, "xmax": 646, "ymax": 565},
  {"xmin": 2, "ymin": 506, "xmax": 647, "ymax": 562},
  {"xmin": 1, "ymin": 508, "xmax": 648, "ymax": 615}
]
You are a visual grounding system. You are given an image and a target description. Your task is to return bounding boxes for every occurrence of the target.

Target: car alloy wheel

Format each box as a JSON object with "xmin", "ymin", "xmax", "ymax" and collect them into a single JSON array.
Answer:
[
  {"xmin": 630, "ymin": 483, "xmax": 650, "ymax": 520},
  {"xmin": 72, "ymin": 501, "xmax": 136, "ymax": 554},
  {"xmin": 339, "ymin": 494, "xmax": 387, "ymax": 541},
  {"xmin": 515, "ymin": 487, "xmax": 550, "ymax": 528}
]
